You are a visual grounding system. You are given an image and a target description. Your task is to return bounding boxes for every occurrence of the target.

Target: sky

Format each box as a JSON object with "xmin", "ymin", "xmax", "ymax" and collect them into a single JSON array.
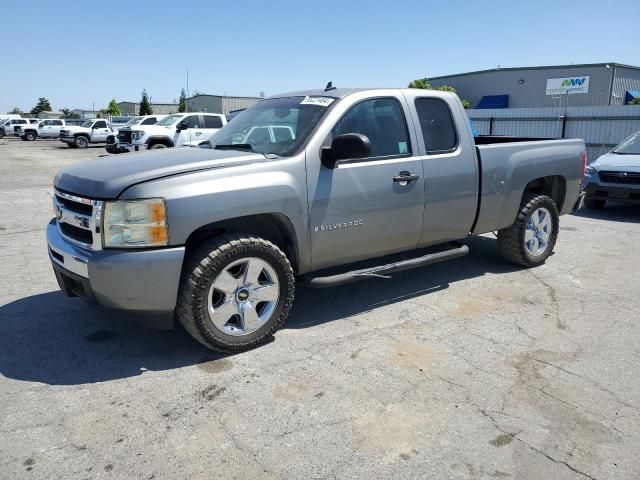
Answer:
[{"xmin": 2, "ymin": 0, "xmax": 638, "ymax": 113}]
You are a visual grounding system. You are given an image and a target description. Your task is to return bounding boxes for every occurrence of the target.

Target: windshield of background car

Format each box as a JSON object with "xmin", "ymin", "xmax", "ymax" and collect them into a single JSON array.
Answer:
[
  {"xmin": 155, "ymin": 114, "xmax": 183, "ymax": 126},
  {"xmin": 208, "ymin": 96, "xmax": 337, "ymax": 156},
  {"xmin": 81, "ymin": 120, "xmax": 92, "ymax": 128},
  {"xmin": 125, "ymin": 117, "xmax": 143, "ymax": 125},
  {"xmin": 613, "ymin": 133, "xmax": 640, "ymax": 155}
]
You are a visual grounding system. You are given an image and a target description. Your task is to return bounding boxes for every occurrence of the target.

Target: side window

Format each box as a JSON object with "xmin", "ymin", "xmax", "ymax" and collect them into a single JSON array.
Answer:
[
  {"xmin": 94, "ymin": 120, "xmax": 107, "ymax": 129},
  {"xmin": 203, "ymin": 116, "xmax": 223, "ymax": 128},
  {"xmin": 141, "ymin": 117, "xmax": 157, "ymax": 125},
  {"xmin": 53, "ymin": 120, "xmax": 63, "ymax": 126},
  {"xmin": 185, "ymin": 115, "xmax": 201, "ymax": 128},
  {"xmin": 41, "ymin": 120, "xmax": 50, "ymax": 126},
  {"xmin": 17, "ymin": 119, "xmax": 27, "ymax": 124},
  {"xmin": 332, "ymin": 97, "xmax": 411, "ymax": 158},
  {"xmin": 414, "ymin": 98, "xmax": 458, "ymax": 154}
]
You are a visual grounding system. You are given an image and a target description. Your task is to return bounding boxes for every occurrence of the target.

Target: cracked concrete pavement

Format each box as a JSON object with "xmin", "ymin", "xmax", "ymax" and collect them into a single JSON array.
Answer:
[{"xmin": 1, "ymin": 138, "xmax": 639, "ymax": 479}]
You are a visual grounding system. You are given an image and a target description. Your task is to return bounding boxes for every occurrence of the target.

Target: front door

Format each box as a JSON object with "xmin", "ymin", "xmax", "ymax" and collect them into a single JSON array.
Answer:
[
  {"xmin": 307, "ymin": 96, "xmax": 425, "ymax": 270},
  {"xmin": 91, "ymin": 120, "xmax": 110, "ymax": 142}
]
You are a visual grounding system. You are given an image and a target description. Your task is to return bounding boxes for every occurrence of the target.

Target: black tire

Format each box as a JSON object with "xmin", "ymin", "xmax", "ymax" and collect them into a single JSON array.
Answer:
[
  {"xmin": 74, "ymin": 135, "xmax": 89, "ymax": 148},
  {"xmin": 497, "ymin": 194, "xmax": 559, "ymax": 267},
  {"xmin": 21, "ymin": 136, "xmax": 28, "ymax": 141},
  {"xmin": 149, "ymin": 143, "xmax": 167, "ymax": 149},
  {"xmin": 584, "ymin": 196, "xmax": 606, "ymax": 209},
  {"xmin": 25, "ymin": 131, "xmax": 37, "ymax": 141},
  {"xmin": 176, "ymin": 234, "xmax": 295, "ymax": 352}
]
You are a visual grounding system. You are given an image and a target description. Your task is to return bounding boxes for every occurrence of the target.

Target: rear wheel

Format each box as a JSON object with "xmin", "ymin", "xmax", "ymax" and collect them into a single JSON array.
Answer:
[
  {"xmin": 584, "ymin": 196, "xmax": 606, "ymax": 209},
  {"xmin": 149, "ymin": 143, "xmax": 167, "ymax": 149},
  {"xmin": 25, "ymin": 131, "xmax": 37, "ymax": 141},
  {"xmin": 74, "ymin": 136, "xmax": 89, "ymax": 148},
  {"xmin": 497, "ymin": 194, "xmax": 559, "ymax": 267},
  {"xmin": 176, "ymin": 234, "xmax": 295, "ymax": 352}
]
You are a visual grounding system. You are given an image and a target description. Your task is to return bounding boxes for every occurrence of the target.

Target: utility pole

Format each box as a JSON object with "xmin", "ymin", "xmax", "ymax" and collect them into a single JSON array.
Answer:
[{"xmin": 186, "ymin": 67, "xmax": 190, "ymax": 113}]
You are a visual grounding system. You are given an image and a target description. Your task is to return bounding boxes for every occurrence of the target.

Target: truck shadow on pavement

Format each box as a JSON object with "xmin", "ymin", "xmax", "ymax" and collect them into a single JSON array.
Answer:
[{"xmin": 0, "ymin": 236, "xmax": 518, "ymax": 386}]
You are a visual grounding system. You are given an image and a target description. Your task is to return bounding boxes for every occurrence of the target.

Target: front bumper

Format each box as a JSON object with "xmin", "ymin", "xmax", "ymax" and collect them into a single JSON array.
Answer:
[
  {"xmin": 47, "ymin": 219, "xmax": 185, "ymax": 320},
  {"xmin": 59, "ymin": 135, "xmax": 75, "ymax": 144},
  {"xmin": 583, "ymin": 181, "xmax": 640, "ymax": 205}
]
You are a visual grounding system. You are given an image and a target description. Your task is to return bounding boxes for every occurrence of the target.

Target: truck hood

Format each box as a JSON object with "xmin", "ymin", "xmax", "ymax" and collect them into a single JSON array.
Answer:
[
  {"xmin": 130, "ymin": 124, "xmax": 177, "ymax": 136},
  {"xmin": 592, "ymin": 152, "xmax": 640, "ymax": 171},
  {"xmin": 54, "ymin": 147, "xmax": 265, "ymax": 198},
  {"xmin": 60, "ymin": 126, "xmax": 90, "ymax": 134}
]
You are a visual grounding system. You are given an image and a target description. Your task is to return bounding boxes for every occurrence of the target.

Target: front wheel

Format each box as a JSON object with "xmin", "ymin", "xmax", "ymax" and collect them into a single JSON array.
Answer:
[
  {"xmin": 497, "ymin": 194, "xmax": 559, "ymax": 267},
  {"xmin": 176, "ymin": 234, "xmax": 295, "ymax": 352},
  {"xmin": 25, "ymin": 131, "xmax": 37, "ymax": 141},
  {"xmin": 74, "ymin": 136, "xmax": 89, "ymax": 148}
]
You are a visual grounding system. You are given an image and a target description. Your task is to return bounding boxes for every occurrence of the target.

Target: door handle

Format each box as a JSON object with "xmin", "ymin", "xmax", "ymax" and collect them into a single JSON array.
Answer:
[{"xmin": 393, "ymin": 171, "xmax": 420, "ymax": 183}]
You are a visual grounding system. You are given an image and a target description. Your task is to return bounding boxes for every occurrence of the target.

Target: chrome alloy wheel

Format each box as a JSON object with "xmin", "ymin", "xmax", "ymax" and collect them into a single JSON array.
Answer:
[
  {"xmin": 525, "ymin": 207, "xmax": 553, "ymax": 256},
  {"xmin": 207, "ymin": 257, "xmax": 280, "ymax": 336}
]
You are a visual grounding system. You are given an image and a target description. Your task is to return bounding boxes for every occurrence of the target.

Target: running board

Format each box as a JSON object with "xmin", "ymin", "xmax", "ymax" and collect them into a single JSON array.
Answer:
[{"xmin": 301, "ymin": 244, "xmax": 469, "ymax": 288}]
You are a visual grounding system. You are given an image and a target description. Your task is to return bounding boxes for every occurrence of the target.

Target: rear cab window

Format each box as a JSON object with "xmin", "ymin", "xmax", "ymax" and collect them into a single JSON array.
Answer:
[
  {"xmin": 204, "ymin": 116, "xmax": 223, "ymax": 129},
  {"xmin": 414, "ymin": 97, "xmax": 458, "ymax": 154}
]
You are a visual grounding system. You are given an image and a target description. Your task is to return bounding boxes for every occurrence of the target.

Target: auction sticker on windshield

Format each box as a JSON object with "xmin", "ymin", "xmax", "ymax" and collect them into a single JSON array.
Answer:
[{"xmin": 300, "ymin": 96, "xmax": 335, "ymax": 107}]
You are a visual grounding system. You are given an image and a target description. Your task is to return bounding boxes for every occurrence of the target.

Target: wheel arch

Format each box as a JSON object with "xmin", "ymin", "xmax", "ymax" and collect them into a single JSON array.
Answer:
[
  {"xmin": 146, "ymin": 136, "xmax": 174, "ymax": 148},
  {"xmin": 184, "ymin": 213, "xmax": 301, "ymax": 275},
  {"xmin": 522, "ymin": 175, "xmax": 566, "ymax": 211}
]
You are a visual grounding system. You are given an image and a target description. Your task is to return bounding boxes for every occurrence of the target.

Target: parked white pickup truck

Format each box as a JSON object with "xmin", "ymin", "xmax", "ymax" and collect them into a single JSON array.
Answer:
[
  {"xmin": 104, "ymin": 115, "xmax": 167, "ymax": 153},
  {"xmin": 59, "ymin": 119, "xmax": 113, "ymax": 148},
  {"xmin": 0, "ymin": 118, "xmax": 29, "ymax": 137},
  {"xmin": 16, "ymin": 119, "xmax": 68, "ymax": 141},
  {"xmin": 118, "ymin": 113, "xmax": 226, "ymax": 151}
]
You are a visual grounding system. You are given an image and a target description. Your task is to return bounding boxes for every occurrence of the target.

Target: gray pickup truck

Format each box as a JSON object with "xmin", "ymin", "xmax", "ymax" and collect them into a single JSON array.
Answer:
[{"xmin": 48, "ymin": 87, "xmax": 586, "ymax": 352}]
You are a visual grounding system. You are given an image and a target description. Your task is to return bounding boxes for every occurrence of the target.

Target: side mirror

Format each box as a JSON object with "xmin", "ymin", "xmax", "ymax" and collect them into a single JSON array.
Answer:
[
  {"xmin": 321, "ymin": 133, "xmax": 371, "ymax": 169},
  {"xmin": 177, "ymin": 120, "xmax": 188, "ymax": 131}
]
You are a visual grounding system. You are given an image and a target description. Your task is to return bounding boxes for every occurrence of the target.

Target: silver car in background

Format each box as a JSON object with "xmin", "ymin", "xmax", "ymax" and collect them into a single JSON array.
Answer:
[{"xmin": 583, "ymin": 132, "xmax": 640, "ymax": 208}]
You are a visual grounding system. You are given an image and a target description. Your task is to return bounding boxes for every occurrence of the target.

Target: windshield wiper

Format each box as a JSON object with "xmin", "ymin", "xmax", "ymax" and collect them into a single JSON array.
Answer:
[{"xmin": 214, "ymin": 143, "xmax": 255, "ymax": 152}]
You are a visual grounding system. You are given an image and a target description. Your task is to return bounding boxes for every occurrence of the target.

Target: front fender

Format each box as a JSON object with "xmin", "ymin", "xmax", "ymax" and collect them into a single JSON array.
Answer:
[{"xmin": 119, "ymin": 157, "xmax": 311, "ymax": 272}]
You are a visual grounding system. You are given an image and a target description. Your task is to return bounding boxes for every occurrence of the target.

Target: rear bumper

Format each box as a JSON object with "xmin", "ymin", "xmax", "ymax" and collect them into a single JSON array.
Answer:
[
  {"xmin": 583, "ymin": 182, "xmax": 640, "ymax": 205},
  {"xmin": 47, "ymin": 220, "xmax": 185, "ymax": 320}
]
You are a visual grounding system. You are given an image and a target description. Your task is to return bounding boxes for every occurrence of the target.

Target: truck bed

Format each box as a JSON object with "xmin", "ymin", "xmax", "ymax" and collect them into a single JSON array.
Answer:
[{"xmin": 472, "ymin": 138, "xmax": 585, "ymax": 235}]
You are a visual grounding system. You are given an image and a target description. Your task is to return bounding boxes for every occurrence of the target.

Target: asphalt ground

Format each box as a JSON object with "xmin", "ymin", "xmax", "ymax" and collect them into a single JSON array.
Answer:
[{"xmin": 1, "ymin": 137, "xmax": 639, "ymax": 479}]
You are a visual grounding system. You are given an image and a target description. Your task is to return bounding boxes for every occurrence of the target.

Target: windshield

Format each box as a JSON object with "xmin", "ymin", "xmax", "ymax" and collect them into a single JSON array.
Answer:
[
  {"xmin": 613, "ymin": 133, "xmax": 640, "ymax": 155},
  {"xmin": 81, "ymin": 120, "xmax": 93, "ymax": 128},
  {"xmin": 125, "ymin": 116, "xmax": 143, "ymax": 126},
  {"xmin": 208, "ymin": 96, "xmax": 336, "ymax": 156},
  {"xmin": 155, "ymin": 114, "xmax": 183, "ymax": 126}
]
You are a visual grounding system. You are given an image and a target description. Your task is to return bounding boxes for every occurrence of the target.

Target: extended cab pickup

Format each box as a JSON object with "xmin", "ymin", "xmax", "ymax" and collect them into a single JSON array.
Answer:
[
  {"xmin": 117, "ymin": 112, "xmax": 226, "ymax": 152},
  {"xmin": 16, "ymin": 119, "xmax": 67, "ymax": 141},
  {"xmin": 48, "ymin": 88, "xmax": 585, "ymax": 352},
  {"xmin": 0, "ymin": 117, "xmax": 29, "ymax": 137},
  {"xmin": 59, "ymin": 118, "xmax": 113, "ymax": 148}
]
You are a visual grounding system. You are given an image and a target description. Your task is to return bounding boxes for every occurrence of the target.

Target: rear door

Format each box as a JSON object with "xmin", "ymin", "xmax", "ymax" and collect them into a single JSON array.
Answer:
[
  {"xmin": 307, "ymin": 94, "xmax": 425, "ymax": 269},
  {"xmin": 404, "ymin": 92, "xmax": 478, "ymax": 246},
  {"xmin": 202, "ymin": 115, "xmax": 224, "ymax": 140},
  {"xmin": 50, "ymin": 120, "xmax": 65, "ymax": 137}
]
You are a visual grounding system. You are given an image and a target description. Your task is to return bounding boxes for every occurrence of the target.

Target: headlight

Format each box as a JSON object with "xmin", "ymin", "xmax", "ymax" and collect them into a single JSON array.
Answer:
[
  {"xmin": 131, "ymin": 130, "xmax": 145, "ymax": 141},
  {"xmin": 103, "ymin": 199, "xmax": 168, "ymax": 248},
  {"xmin": 585, "ymin": 166, "xmax": 596, "ymax": 176}
]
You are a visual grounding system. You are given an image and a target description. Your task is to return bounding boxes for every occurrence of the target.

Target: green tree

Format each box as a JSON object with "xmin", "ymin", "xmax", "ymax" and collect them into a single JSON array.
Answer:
[
  {"xmin": 139, "ymin": 89, "xmax": 153, "ymax": 115},
  {"xmin": 60, "ymin": 108, "xmax": 80, "ymax": 119},
  {"xmin": 7, "ymin": 107, "xmax": 22, "ymax": 115},
  {"xmin": 408, "ymin": 78, "xmax": 470, "ymax": 108},
  {"xmin": 30, "ymin": 97, "xmax": 52, "ymax": 116},
  {"xmin": 100, "ymin": 99, "xmax": 122, "ymax": 116},
  {"xmin": 178, "ymin": 88, "xmax": 187, "ymax": 113},
  {"xmin": 630, "ymin": 97, "xmax": 640, "ymax": 105}
]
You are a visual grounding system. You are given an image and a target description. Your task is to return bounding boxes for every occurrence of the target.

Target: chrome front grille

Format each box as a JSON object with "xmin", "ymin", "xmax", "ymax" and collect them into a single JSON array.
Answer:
[{"xmin": 53, "ymin": 189, "xmax": 104, "ymax": 250}]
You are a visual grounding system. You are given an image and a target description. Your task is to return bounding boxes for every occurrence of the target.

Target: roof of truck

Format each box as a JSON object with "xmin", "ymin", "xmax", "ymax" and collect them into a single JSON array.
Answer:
[{"xmin": 268, "ymin": 88, "xmax": 368, "ymax": 99}]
